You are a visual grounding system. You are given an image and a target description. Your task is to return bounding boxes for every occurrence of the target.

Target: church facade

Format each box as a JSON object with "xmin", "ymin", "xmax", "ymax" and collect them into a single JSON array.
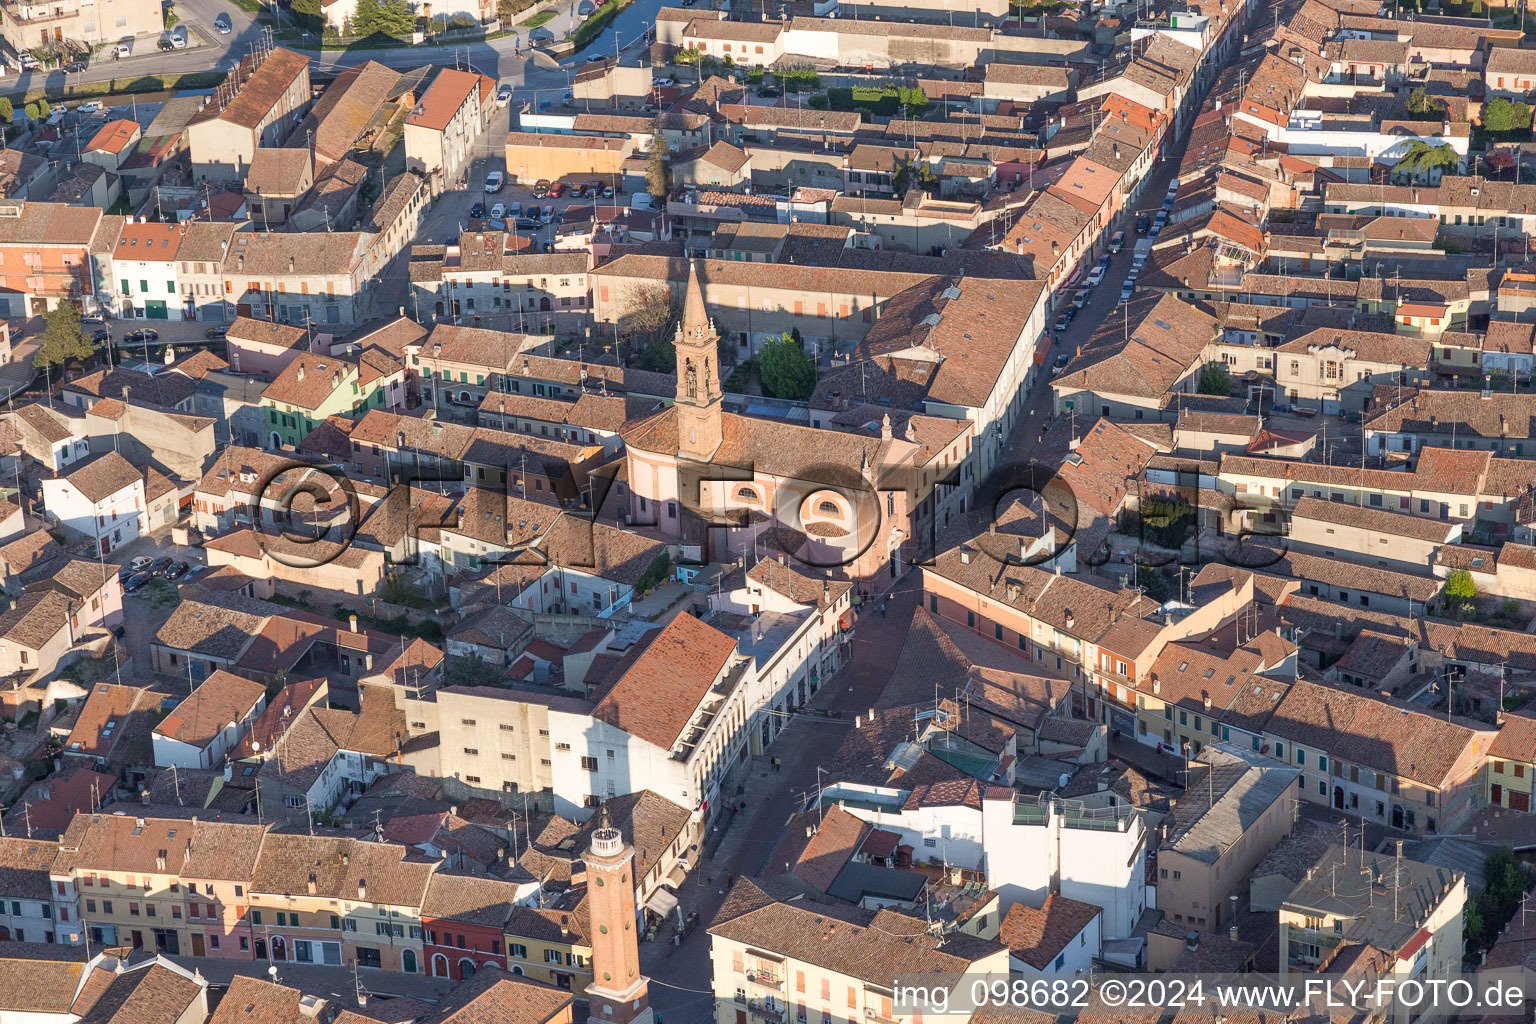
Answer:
[{"xmin": 620, "ymin": 261, "xmax": 976, "ymax": 586}]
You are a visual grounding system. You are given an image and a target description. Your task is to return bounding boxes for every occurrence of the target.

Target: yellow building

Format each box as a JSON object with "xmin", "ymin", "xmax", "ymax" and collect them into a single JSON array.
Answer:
[
  {"xmin": 54, "ymin": 813, "xmax": 269, "ymax": 957},
  {"xmin": 1486, "ymin": 712, "xmax": 1536, "ymax": 811},
  {"xmin": 504, "ymin": 890, "xmax": 593, "ymax": 991},
  {"xmin": 248, "ymin": 834, "xmax": 433, "ymax": 973}
]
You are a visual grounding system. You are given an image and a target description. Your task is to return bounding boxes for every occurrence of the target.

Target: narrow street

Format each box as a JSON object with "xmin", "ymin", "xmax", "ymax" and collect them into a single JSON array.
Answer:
[{"xmin": 641, "ymin": 574, "xmax": 922, "ymax": 1024}]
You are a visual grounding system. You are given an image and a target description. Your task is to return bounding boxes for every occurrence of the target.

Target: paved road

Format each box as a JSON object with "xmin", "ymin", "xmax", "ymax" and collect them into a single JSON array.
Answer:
[{"xmin": 642, "ymin": 575, "xmax": 922, "ymax": 1024}]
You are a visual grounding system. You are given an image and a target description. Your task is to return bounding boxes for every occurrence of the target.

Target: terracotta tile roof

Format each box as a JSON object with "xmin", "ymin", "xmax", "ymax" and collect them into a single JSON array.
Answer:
[
  {"xmin": 228, "ymin": 677, "xmax": 326, "ymax": 760},
  {"xmin": 245, "ymin": 147, "xmax": 312, "ymax": 196},
  {"xmin": 709, "ymin": 878, "xmax": 1002, "ymax": 982},
  {"xmin": 1290, "ymin": 495, "xmax": 1457, "ymax": 543},
  {"xmin": 4, "ymin": 766, "xmax": 115, "ymax": 834},
  {"xmin": 999, "ymin": 894, "xmax": 1101, "ymax": 969},
  {"xmin": 85, "ymin": 118, "xmax": 140, "ymax": 156},
  {"xmin": 420, "ymin": 966, "xmax": 575, "ymax": 1024},
  {"xmin": 261, "ymin": 351, "xmax": 358, "ymax": 411},
  {"xmin": 421, "ymin": 871, "xmax": 523, "ymax": 927},
  {"xmin": 65, "ymin": 367, "xmax": 196, "ymax": 409},
  {"xmin": 193, "ymin": 48, "xmax": 310, "ymax": 131},
  {"xmin": 59, "ymin": 450, "xmax": 144, "ymax": 502},
  {"xmin": 1268, "ymin": 679, "xmax": 1490, "ymax": 786},
  {"xmin": 791, "ymin": 804, "xmax": 870, "ymax": 891},
  {"xmin": 64, "ymin": 683, "xmax": 163, "ymax": 761},
  {"xmin": 0, "ymin": 954, "xmax": 85, "ymax": 1013},
  {"xmin": 251, "ymin": 831, "xmax": 434, "ymax": 907},
  {"xmin": 593, "ymin": 612, "xmax": 737, "ymax": 751},
  {"xmin": 207, "ymin": 976, "xmax": 322, "ymax": 1024},
  {"xmin": 0, "ymin": 202, "xmax": 101, "ymax": 245},
  {"xmin": 1490, "ymin": 711, "xmax": 1536, "ymax": 762},
  {"xmin": 408, "ymin": 69, "xmax": 485, "ymax": 132},
  {"xmin": 1054, "ymin": 294, "xmax": 1218, "ymax": 403},
  {"xmin": 75, "ymin": 962, "xmax": 204, "ymax": 1024},
  {"xmin": 298, "ymin": 60, "xmax": 399, "ymax": 165},
  {"xmin": 154, "ymin": 670, "xmax": 267, "ymax": 749}
]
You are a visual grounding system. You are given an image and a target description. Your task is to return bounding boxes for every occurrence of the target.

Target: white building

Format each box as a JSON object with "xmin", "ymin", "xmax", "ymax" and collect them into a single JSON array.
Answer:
[
  {"xmin": 708, "ymin": 556, "xmax": 855, "ymax": 755},
  {"xmin": 107, "ymin": 220, "xmax": 189, "ymax": 321},
  {"xmin": 827, "ymin": 782, "xmax": 1148, "ymax": 939},
  {"xmin": 414, "ymin": 612, "xmax": 754, "ymax": 820},
  {"xmin": 39, "ymin": 451, "xmax": 146, "ymax": 556},
  {"xmin": 151, "ymin": 670, "xmax": 268, "ymax": 770},
  {"xmin": 405, "ymin": 69, "xmax": 493, "ymax": 196}
]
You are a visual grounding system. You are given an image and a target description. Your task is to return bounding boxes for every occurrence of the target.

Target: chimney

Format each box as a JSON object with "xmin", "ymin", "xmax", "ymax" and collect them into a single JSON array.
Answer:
[
  {"xmin": 349, "ymin": 614, "xmax": 359, "ymax": 633},
  {"xmin": 358, "ymin": 879, "xmax": 367, "ymax": 900},
  {"xmin": 307, "ymin": 873, "xmax": 317, "ymax": 895},
  {"xmin": 296, "ymin": 363, "xmax": 305, "ymax": 382},
  {"xmin": 365, "ymin": 653, "xmax": 373, "ymax": 670},
  {"xmin": 289, "ymin": 256, "xmax": 295, "ymax": 272}
]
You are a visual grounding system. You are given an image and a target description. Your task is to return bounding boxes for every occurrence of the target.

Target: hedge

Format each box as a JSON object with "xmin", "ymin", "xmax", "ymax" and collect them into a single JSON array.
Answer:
[{"xmin": 2, "ymin": 70, "xmax": 226, "ymax": 107}]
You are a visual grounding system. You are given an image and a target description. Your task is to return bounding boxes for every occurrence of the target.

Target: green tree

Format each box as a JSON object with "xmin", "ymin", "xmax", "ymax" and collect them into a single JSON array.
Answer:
[
  {"xmin": 33, "ymin": 303, "xmax": 94, "ymax": 370},
  {"xmin": 807, "ymin": 93, "xmax": 830, "ymax": 109},
  {"xmin": 290, "ymin": 0, "xmax": 325, "ymax": 35},
  {"xmin": 0, "ymin": 97, "xmax": 14, "ymax": 123},
  {"xmin": 1405, "ymin": 86, "xmax": 1440, "ymax": 117},
  {"xmin": 1198, "ymin": 362, "xmax": 1231, "ymax": 395},
  {"xmin": 758, "ymin": 333, "xmax": 816, "ymax": 400},
  {"xmin": 1443, "ymin": 568, "xmax": 1477, "ymax": 603},
  {"xmin": 1393, "ymin": 140, "xmax": 1462, "ymax": 180},
  {"xmin": 22, "ymin": 102, "xmax": 38, "ymax": 122},
  {"xmin": 671, "ymin": 46, "xmax": 702, "ymax": 65},
  {"xmin": 893, "ymin": 160, "xmax": 938, "ymax": 196},
  {"xmin": 1484, "ymin": 96, "xmax": 1533, "ymax": 136},
  {"xmin": 35, "ymin": 98, "xmax": 48, "ymax": 119},
  {"xmin": 645, "ymin": 116, "xmax": 671, "ymax": 197}
]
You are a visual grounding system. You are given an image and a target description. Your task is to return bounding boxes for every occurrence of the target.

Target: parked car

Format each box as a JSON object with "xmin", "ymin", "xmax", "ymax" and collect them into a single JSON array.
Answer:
[
  {"xmin": 164, "ymin": 561, "xmax": 190, "ymax": 581},
  {"xmin": 123, "ymin": 571, "xmax": 152, "ymax": 593},
  {"xmin": 1135, "ymin": 214, "xmax": 1150, "ymax": 234},
  {"xmin": 514, "ymin": 216, "xmax": 541, "ymax": 230},
  {"xmin": 214, "ymin": 12, "xmax": 231, "ymax": 31},
  {"xmin": 204, "ymin": 325, "xmax": 228, "ymax": 338},
  {"xmin": 123, "ymin": 328, "xmax": 158, "ymax": 343},
  {"xmin": 654, "ymin": 76, "xmax": 675, "ymax": 87},
  {"xmin": 169, "ymin": 31, "xmax": 186, "ymax": 48},
  {"xmin": 469, "ymin": 200, "xmax": 484, "ymax": 218},
  {"xmin": 160, "ymin": 37, "xmax": 177, "ymax": 51},
  {"xmin": 1126, "ymin": 265, "xmax": 1140, "ymax": 283},
  {"xmin": 1053, "ymin": 312, "xmax": 1073, "ymax": 333},
  {"xmin": 1148, "ymin": 222, "xmax": 1162, "ymax": 240},
  {"xmin": 1085, "ymin": 266, "xmax": 1106, "ymax": 287},
  {"xmin": 540, "ymin": 204, "xmax": 555, "ymax": 223},
  {"xmin": 548, "ymin": 182, "xmax": 566, "ymax": 198},
  {"xmin": 1052, "ymin": 353, "xmax": 1070, "ymax": 375},
  {"xmin": 80, "ymin": 312, "xmax": 104, "ymax": 323},
  {"xmin": 505, "ymin": 201, "xmax": 522, "ymax": 218},
  {"xmin": 92, "ymin": 330, "xmax": 110, "ymax": 344},
  {"xmin": 1109, "ymin": 230, "xmax": 1125, "ymax": 253},
  {"xmin": 63, "ymin": 61, "xmax": 87, "ymax": 73},
  {"xmin": 1153, "ymin": 210, "xmax": 1168, "ymax": 227},
  {"xmin": 532, "ymin": 180, "xmax": 551, "ymax": 198},
  {"xmin": 601, "ymin": 184, "xmax": 614, "ymax": 198},
  {"xmin": 17, "ymin": 54, "xmax": 39, "ymax": 70},
  {"xmin": 111, "ymin": 43, "xmax": 131, "ymax": 58},
  {"xmin": 484, "ymin": 171, "xmax": 503, "ymax": 193},
  {"xmin": 1162, "ymin": 195, "xmax": 1175, "ymax": 213},
  {"xmin": 1119, "ymin": 283, "xmax": 1135, "ymax": 303},
  {"xmin": 757, "ymin": 86, "xmax": 782, "ymax": 98},
  {"xmin": 1071, "ymin": 289, "xmax": 1089, "ymax": 308},
  {"xmin": 585, "ymin": 54, "xmax": 604, "ymax": 63},
  {"xmin": 490, "ymin": 202, "xmax": 506, "ymax": 220},
  {"xmin": 149, "ymin": 556, "xmax": 173, "ymax": 576},
  {"xmin": 128, "ymin": 555, "xmax": 153, "ymax": 572},
  {"xmin": 495, "ymin": 84, "xmax": 513, "ymax": 108}
]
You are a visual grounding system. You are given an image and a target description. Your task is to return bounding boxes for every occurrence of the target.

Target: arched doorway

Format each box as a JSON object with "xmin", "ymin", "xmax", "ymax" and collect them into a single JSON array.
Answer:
[
  {"xmin": 403, "ymin": 950, "xmax": 418, "ymax": 974},
  {"xmin": 1333, "ymin": 786, "xmax": 1344, "ymax": 810},
  {"xmin": 269, "ymin": 431, "xmax": 283, "ymax": 450},
  {"xmin": 270, "ymin": 936, "xmax": 287, "ymax": 961},
  {"xmin": 458, "ymin": 959, "xmax": 476, "ymax": 980},
  {"xmin": 432, "ymin": 953, "xmax": 449, "ymax": 977},
  {"xmin": 510, "ymin": 965, "xmax": 524, "ymax": 976},
  {"xmin": 458, "ymin": 391, "xmax": 471, "ymax": 404},
  {"xmin": 539, "ymin": 297, "xmax": 552, "ymax": 311}
]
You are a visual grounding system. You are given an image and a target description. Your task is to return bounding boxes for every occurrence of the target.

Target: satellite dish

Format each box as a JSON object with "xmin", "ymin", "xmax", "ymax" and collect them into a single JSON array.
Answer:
[{"xmin": 251, "ymin": 740, "xmax": 262, "ymax": 752}]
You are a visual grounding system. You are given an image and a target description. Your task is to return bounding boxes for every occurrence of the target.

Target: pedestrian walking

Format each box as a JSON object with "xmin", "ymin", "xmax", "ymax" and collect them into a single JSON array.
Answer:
[{"xmin": 881, "ymin": 601, "xmax": 887, "ymax": 618}]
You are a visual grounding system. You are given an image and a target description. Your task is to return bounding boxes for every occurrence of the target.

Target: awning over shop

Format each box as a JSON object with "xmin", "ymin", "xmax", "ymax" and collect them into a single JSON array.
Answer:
[{"xmin": 645, "ymin": 886, "xmax": 679, "ymax": 917}]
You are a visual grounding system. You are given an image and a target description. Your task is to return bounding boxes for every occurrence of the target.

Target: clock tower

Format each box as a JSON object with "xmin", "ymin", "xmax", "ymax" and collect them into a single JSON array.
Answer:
[
  {"xmin": 674, "ymin": 259, "xmax": 723, "ymax": 462},
  {"xmin": 584, "ymin": 807, "xmax": 652, "ymax": 1024}
]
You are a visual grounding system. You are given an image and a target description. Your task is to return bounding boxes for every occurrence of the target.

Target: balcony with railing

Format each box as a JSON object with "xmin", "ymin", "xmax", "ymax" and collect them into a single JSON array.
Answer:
[
  {"xmin": 749, "ymin": 999, "xmax": 785, "ymax": 1022},
  {"xmin": 746, "ymin": 968, "xmax": 783, "ymax": 991}
]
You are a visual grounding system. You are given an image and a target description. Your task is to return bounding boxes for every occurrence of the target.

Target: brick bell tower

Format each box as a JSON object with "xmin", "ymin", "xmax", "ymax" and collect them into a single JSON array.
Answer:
[
  {"xmin": 584, "ymin": 806, "xmax": 652, "ymax": 1024},
  {"xmin": 674, "ymin": 258, "xmax": 723, "ymax": 462}
]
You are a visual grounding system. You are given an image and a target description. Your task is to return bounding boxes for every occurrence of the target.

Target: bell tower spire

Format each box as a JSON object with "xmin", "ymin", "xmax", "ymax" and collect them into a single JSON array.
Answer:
[
  {"xmin": 674, "ymin": 259, "xmax": 723, "ymax": 461},
  {"xmin": 583, "ymin": 809, "xmax": 652, "ymax": 1024}
]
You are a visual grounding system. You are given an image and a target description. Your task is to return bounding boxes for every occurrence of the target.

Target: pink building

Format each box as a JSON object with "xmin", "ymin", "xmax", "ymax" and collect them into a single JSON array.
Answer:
[{"xmin": 224, "ymin": 316, "xmax": 332, "ymax": 380}]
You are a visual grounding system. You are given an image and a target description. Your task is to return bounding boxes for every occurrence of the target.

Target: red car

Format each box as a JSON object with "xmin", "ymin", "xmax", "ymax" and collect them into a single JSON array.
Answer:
[{"xmin": 548, "ymin": 182, "xmax": 566, "ymax": 198}]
